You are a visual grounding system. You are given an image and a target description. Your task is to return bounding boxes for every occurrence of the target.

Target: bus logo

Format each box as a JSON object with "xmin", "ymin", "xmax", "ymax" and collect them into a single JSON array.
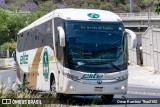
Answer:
[
  {"xmin": 43, "ymin": 48, "xmax": 49, "ymax": 82},
  {"xmin": 81, "ymin": 73, "xmax": 103, "ymax": 79},
  {"xmin": 87, "ymin": 13, "xmax": 100, "ymax": 19},
  {"xmin": 20, "ymin": 52, "xmax": 28, "ymax": 65},
  {"xmin": 97, "ymin": 80, "xmax": 102, "ymax": 84}
]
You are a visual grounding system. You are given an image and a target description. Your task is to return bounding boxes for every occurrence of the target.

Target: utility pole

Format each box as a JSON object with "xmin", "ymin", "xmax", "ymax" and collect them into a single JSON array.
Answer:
[
  {"xmin": 148, "ymin": 8, "xmax": 151, "ymax": 27},
  {"xmin": 130, "ymin": 0, "xmax": 133, "ymax": 16}
]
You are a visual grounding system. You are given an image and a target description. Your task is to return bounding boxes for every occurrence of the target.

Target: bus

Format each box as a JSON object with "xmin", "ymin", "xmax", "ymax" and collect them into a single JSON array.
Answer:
[{"xmin": 15, "ymin": 8, "xmax": 136, "ymax": 103}]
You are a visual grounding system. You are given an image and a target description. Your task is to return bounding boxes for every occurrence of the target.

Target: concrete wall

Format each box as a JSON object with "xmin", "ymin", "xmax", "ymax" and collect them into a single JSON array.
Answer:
[
  {"xmin": 142, "ymin": 27, "xmax": 153, "ymax": 67},
  {"xmin": 0, "ymin": 58, "xmax": 14, "ymax": 68},
  {"xmin": 142, "ymin": 27, "xmax": 160, "ymax": 73},
  {"xmin": 152, "ymin": 29, "xmax": 160, "ymax": 73}
]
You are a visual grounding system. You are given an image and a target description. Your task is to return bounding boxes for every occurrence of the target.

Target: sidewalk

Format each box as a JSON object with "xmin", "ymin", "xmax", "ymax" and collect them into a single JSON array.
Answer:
[{"xmin": 128, "ymin": 65, "xmax": 160, "ymax": 89}]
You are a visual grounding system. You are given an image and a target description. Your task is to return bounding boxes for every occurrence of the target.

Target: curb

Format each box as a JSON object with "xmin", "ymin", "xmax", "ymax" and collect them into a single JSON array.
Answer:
[{"xmin": 0, "ymin": 66, "xmax": 14, "ymax": 70}]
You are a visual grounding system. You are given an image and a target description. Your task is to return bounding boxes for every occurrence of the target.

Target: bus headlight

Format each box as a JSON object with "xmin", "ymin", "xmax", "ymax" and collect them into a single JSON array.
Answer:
[
  {"xmin": 69, "ymin": 85, "xmax": 76, "ymax": 90},
  {"xmin": 121, "ymin": 86, "xmax": 126, "ymax": 90},
  {"xmin": 116, "ymin": 74, "xmax": 128, "ymax": 81}
]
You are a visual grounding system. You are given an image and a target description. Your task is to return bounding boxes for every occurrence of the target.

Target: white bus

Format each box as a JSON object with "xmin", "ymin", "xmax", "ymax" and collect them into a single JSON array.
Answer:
[{"xmin": 15, "ymin": 8, "xmax": 136, "ymax": 103}]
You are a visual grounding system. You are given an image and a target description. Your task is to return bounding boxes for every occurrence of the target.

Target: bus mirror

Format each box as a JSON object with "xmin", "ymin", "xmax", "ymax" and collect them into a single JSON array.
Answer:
[
  {"xmin": 57, "ymin": 26, "xmax": 65, "ymax": 47},
  {"xmin": 125, "ymin": 29, "xmax": 137, "ymax": 49}
]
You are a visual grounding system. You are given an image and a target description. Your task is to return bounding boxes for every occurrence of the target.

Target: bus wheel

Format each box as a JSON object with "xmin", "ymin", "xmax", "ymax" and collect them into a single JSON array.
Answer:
[
  {"xmin": 50, "ymin": 74, "xmax": 59, "ymax": 98},
  {"xmin": 23, "ymin": 74, "xmax": 26, "ymax": 84},
  {"xmin": 50, "ymin": 74, "xmax": 68, "ymax": 100},
  {"xmin": 22, "ymin": 74, "xmax": 29, "ymax": 92},
  {"xmin": 101, "ymin": 94, "xmax": 114, "ymax": 104}
]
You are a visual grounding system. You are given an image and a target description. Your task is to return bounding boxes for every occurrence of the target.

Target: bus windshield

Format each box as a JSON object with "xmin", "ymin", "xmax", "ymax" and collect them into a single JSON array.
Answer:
[{"xmin": 64, "ymin": 21, "xmax": 127, "ymax": 73}]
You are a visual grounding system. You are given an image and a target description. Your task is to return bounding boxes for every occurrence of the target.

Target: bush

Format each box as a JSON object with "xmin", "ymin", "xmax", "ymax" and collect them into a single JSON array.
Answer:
[
  {"xmin": 143, "ymin": 0, "xmax": 154, "ymax": 7},
  {"xmin": 137, "ymin": 0, "xmax": 154, "ymax": 9},
  {"xmin": 133, "ymin": 5, "xmax": 141, "ymax": 12},
  {"xmin": 39, "ymin": 1, "xmax": 56, "ymax": 12},
  {"xmin": 99, "ymin": 3, "xmax": 111, "ymax": 10},
  {"xmin": 5, "ymin": 90, "xmax": 17, "ymax": 98},
  {"xmin": 1, "ymin": 41, "xmax": 16, "ymax": 57},
  {"xmin": 122, "ymin": 4, "xmax": 130, "ymax": 12}
]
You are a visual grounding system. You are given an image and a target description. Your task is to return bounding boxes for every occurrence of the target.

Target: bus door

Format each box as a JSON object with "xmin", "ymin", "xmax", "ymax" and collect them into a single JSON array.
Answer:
[
  {"xmin": 54, "ymin": 18, "xmax": 65, "ymax": 92},
  {"xmin": 56, "ymin": 35, "xmax": 65, "ymax": 92}
]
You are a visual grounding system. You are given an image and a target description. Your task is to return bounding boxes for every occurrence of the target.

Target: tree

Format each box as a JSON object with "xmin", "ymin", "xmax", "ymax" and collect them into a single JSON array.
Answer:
[
  {"xmin": 0, "ymin": 8, "xmax": 10, "ymax": 45},
  {"xmin": 120, "ymin": 0, "xmax": 125, "ymax": 4},
  {"xmin": 1, "ymin": 41, "xmax": 16, "ymax": 57},
  {"xmin": 0, "ymin": 8, "xmax": 46, "ymax": 45},
  {"xmin": 0, "ymin": 9, "xmax": 27, "ymax": 45},
  {"xmin": 155, "ymin": 3, "xmax": 160, "ymax": 14},
  {"xmin": 113, "ymin": 0, "xmax": 120, "ymax": 7}
]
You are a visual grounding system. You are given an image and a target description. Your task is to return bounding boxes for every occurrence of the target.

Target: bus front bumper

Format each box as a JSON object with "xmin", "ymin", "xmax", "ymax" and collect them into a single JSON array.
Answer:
[{"xmin": 62, "ymin": 78, "xmax": 128, "ymax": 95}]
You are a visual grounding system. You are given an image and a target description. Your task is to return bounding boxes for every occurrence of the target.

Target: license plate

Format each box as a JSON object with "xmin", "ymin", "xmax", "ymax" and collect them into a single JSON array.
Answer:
[{"xmin": 95, "ymin": 87, "xmax": 103, "ymax": 92}]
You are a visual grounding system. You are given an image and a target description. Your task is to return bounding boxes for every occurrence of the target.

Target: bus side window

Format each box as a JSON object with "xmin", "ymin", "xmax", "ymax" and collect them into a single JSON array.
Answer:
[{"xmin": 17, "ymin": 34, "xmax": 23, "ymax": 52}]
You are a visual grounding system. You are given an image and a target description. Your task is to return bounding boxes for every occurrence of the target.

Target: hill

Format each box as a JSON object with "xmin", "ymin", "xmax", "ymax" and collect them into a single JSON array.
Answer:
[{"xmin": 0, "ymin": 0, "xmax": 159, "ymax": 13}]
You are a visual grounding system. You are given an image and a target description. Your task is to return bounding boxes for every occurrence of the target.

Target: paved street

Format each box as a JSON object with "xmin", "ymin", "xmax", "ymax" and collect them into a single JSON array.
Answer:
[
  {"xmin": 0, "ymin": 68, "xmax": 16, "ymax": 89},
  {"xmin": 0, "ymin": 65, "xmax": 160, "ymax": 106}
]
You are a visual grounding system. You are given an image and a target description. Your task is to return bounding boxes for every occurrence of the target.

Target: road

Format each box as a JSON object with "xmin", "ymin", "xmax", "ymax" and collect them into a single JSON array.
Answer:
[
  {"xmin": 53, "ymin": 86, "xmax": 160, "ymax": 107},
  {"xmin": 0, "ymin": 68, "xmax": 16, "ymax": 90},
  {"xmin": 0, "ymin": 67, "xmax": 160, "ymax": 107}
]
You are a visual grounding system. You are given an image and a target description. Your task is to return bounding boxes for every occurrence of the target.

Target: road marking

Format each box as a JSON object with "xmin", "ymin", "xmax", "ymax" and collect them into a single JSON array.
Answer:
[{"xmin": 8, "ymin": 77, "xmax": 11, "ymax": 83}]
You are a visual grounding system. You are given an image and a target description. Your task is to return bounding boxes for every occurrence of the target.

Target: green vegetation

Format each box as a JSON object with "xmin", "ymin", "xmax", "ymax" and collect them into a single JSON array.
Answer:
[
  {"xmin": 0, "ymin": 81, "xmax": 99, "ymax": 106},
  {"xmin": 0, "ymin": 81, "xmax": 42, "ymax": 107},
  {"xmin": 1, "ymin": 41, "xmax": 16, "ymax": 57},
  {"xmin": 155, "ymin": 2, "xmax": 160, "ymax": 14},
  {"xmin": 0, "ymin": 8, "xmax": 46, "ymax": 54},
  {"xmin": 0, "ymin": 8, "xmax": 46, "ymax": 46}
]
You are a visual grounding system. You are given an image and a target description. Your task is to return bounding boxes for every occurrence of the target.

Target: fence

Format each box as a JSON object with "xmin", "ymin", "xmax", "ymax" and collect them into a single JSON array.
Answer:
[
  {"xmin": 117, "ymin": 12, "xmax": 160, "ymax": 20},
  {"xmin": 142, "ymin": 26, "xmax": 160, "ymax": 73},
  {"xmin": 152, "ymin": 28, "xmax": 160, "ymax": 73},
  {"xmin": 0, "ymin": 58, "xmax": 14, "ymax": 68},
  {"xmin": 142, "ymin": 27, "xmax": 153, "ymax": 67}
]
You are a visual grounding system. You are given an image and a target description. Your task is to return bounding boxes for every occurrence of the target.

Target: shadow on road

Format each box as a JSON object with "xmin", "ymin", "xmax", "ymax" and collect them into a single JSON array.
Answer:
[{"xmin": 40, "ymin": 94, "xmax": 124, "ymax": 106}]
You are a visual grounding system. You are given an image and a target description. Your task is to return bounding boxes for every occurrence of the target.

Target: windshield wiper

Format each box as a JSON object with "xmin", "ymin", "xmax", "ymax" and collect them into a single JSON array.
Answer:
[
  {"xmin": 67, "ymin": 61, "xmax": 121, "ymax": 72},
  {"xmin": 67, "ymin": 62, "xmax": 86, "ymax": 69},
  {"xmin": 107, "ymin": 62, "xmax": 121, "ymax": 71}
]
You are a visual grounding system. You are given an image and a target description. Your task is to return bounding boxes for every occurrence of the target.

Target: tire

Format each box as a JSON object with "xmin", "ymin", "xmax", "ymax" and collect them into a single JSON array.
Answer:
[
  {"xmin": 50, "ymin": 74, "xmax": 58, "ymax": 98},
  {"xmin": 22, "ymin": 74, "xmax": 29, "ymax": 92},
  {"xmin": 101, "ymin": 94, "xmax": 114, "ymax": 104},
  {"xmin": 23, "ymin": 74, "xmax": 26, "ymax": 84},
  {"xmin": 50, "ymin": 74, "xmax": 68, "ymax": 101}
]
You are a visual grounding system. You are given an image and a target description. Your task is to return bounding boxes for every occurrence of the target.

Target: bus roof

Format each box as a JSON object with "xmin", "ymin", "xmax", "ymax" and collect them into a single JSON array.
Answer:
[{"xmin": 18, "ymin": 8, "xmax": 122, "ymax": 34}]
